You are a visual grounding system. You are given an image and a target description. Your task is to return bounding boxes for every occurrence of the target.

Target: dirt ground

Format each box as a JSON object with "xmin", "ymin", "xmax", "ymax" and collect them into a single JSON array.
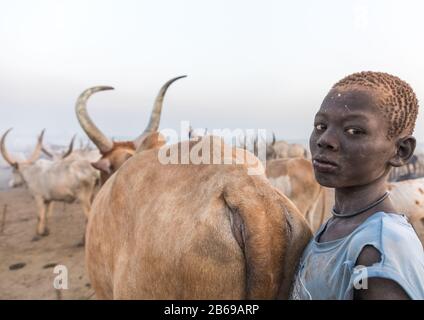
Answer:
[{"xmin": 0, "ymin": 187, "xmax": 95, "ymax": 300}]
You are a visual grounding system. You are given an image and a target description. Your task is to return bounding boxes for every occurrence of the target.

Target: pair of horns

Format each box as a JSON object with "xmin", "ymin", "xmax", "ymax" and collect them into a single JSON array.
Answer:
[
  {"xmin": 240, "ymin": 132, "xmax": 276, "ymax": 149},
  {"xmin": 0, "ymin": 128, "xmax": 45, "ymax": 166},
  {"xmin": 254, "ymin": 132, "xmax": 276, "ymax": 145},
  {"xmin": 42, "ymin": 135, "xmax": 76, "ymax": 160},
  {"xmin": 75, "ymin": 76, "xmax": 187, "ymax": 153}
]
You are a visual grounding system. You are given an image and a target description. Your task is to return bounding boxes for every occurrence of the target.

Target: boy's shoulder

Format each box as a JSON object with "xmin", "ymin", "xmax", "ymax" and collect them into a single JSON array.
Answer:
[{"xmin": 349, "ymin": 211, "xmax": 423, "ymax": 260}]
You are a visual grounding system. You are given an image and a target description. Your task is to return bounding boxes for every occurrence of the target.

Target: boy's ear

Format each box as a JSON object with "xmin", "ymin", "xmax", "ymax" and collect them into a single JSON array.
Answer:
[{"xmin": 389, "ymin": 135, "xmax": 416, "ymax": 167}]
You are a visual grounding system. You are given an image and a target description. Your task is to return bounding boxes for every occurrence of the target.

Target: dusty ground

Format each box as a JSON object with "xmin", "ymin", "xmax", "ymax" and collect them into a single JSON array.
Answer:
[{"xmin": 0, "ymin": 186, "xmax": 95, "ymax": 300}]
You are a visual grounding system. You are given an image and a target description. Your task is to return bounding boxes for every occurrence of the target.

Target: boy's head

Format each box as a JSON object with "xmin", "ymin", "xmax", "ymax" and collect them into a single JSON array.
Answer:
[
  {"xmin": 332, "ymin": 71, "xmax": 418, "ymax": 139},
  {"xmin": 310, "ymin": 71, "xmax": 419, "ymax": 188}
]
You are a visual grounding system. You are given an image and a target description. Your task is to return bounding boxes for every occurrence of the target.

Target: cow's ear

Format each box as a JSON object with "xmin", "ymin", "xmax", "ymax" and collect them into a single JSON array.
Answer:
[
  {"xmin": 138, "ymin": 132, "xmax": 166, "ymax": 152},
  {"xmin": 91, "ymin": 158, "xmax": 111, "ymax": 174}
]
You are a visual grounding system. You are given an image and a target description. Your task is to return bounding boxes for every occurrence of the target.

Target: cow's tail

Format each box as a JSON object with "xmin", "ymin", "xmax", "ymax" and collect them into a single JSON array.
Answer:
[
  {"xmin": 277, "ymin": 197, "xmax": 313, "ymax": 298},
  {"xmin": 223, "ymin": 176, "xmax": 312, "ymax": 299}
]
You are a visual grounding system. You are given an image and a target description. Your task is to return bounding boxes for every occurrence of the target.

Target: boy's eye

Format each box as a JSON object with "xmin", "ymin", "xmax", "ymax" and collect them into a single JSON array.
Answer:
[
  {"xmin": 315, "ymin": 124, "xmax": 326, "ymax": 131},
  {"xmin": 346, "ymin": 128, "xmax": 364, "ymax": 135}
]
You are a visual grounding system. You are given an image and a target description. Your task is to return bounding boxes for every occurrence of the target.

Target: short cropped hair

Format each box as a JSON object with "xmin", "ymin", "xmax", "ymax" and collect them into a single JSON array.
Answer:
[{"xmin": 332, "ymin": 71, "xmax": 418, "ymax": 139}]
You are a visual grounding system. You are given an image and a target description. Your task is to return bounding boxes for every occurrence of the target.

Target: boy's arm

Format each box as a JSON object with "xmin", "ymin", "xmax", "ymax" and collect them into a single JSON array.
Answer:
[{"xmin": 353, "ymin": 245, "xmax": 410, "ymax": 300}]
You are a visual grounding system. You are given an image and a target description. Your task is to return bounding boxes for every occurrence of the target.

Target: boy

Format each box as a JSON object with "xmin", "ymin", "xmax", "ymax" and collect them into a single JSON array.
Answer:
[{"xmin": 290, "ymin": 71, "xmax": 424, "ymax": 300}]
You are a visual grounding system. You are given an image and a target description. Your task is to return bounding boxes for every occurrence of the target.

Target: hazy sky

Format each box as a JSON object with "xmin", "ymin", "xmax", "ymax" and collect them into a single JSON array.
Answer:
[{"xmin": 1, "ymin": 0, "xmax": 424, "ymax": 150}]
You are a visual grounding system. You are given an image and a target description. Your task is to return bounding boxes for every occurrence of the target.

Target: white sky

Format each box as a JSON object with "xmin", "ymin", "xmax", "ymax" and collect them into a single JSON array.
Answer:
[{"xmin": 1, "ymin": 0, "xmax": 423, "ymax": 150}]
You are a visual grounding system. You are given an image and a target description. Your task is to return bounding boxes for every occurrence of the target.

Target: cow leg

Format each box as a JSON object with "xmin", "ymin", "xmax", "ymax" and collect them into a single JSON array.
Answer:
[
  {"xmin": 76, "ymin": 192, "xmax": 92, "ymax": 247},
  {"xmin": 76, "ymin": 233, "xmax": 86, "ymax": 247},
  {"xmin": 81, "ymin": 197, "xmax": 91, "ymax": 220},
  {"xmin": 47, "ymin": 202, "xmax": 55, "ymax": 219},
  {"xmin": 33, "ymin": 198, "xmax": 50, "ymax": 241}
]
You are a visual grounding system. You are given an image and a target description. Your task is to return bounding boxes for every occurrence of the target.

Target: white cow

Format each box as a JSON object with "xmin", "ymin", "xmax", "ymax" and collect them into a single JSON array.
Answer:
[
  {"xmin": 43, "ymin": 135, "xmax": 101, "ymax": 163},
  {"xmin": 42, "ymin": 135, "xmax": 77, "ymax": 161},
  {"xmin": 1, "ymin": 128, "xmax": 98, "ymax": 241},
  {"xmin": 387, "ymin": 178, "xmax": 424, "ymax": 246},
  {"xmin": 243, "ymin": 134, "xmax": 309, "ymax": 161}
]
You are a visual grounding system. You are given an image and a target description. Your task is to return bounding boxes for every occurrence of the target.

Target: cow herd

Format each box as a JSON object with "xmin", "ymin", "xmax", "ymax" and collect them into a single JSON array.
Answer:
[{"xmin": 1, "ymin": 76, "xmax": 424, "ymax": 299}]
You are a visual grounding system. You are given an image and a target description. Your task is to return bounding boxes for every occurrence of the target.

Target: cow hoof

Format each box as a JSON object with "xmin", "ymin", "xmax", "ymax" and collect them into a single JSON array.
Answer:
[
  {"xmin": 76, "ymin": 240, "xmax": 85, "ymax": 247},
  {"xmin": 32, "ymin": 235, "xmax": 42, "ymax": 242},
  {"xmin": 34, "ymin": 229, "xmax": 49, "ymax": 239}
]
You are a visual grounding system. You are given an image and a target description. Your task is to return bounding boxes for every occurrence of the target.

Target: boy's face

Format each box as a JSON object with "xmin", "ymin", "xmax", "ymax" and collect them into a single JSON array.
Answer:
[{"xmin": 309, "ymin": 87, "xmax": 396, "ymax": 188}]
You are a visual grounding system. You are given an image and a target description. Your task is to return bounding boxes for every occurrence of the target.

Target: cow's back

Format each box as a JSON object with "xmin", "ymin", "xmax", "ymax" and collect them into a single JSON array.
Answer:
[
  {"xmin": 42, "ymin": 159, "xmax": 97, "ymax": 202},
  {"xmin": 86, "ymin": 140, "xmax": 312, "ymax": 299}
]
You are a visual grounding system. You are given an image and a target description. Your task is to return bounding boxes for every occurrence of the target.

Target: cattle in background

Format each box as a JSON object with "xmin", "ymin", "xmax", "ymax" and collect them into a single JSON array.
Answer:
[
  {"xmin": 42, "ymin": 135, "xmax": 77, "ymax": 161},
  {"xmin": 75, "ymin": 76, "xmax": 186, "ymax": 185},
  {"xmin": 1, "ymin": 131, "xmax": 45, "ymax": 188},
  {"xmin": 188, "ymin": 125, "xmax": 208, "ymax": 140},
  {"xmin": 1, "ymin": 128, "xmax": 98, "ymax": 241},
  {"xmin": 389, "ymin": 153, "xmax": 424, "ymax": 182},
  {"xmin": 241, "ymin": 133, "xmax": 310, "ymax": 161},
  {"xmin": 43, "ymin": 135, "xmax": 102, "ymax": 170},
  {"xmin": 270, "ymin": 140, "xmax": 309, "ymax": 160},
  {"xmin": 386, "ymin": 179, "xmax": 424, "ymax": 245}
]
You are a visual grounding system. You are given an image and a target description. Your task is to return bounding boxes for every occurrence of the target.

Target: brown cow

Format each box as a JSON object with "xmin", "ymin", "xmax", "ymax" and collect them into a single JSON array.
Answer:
[
  {"xmin": 86, "ymin": 136, "xmax": 312, "ymax": 299},
  {"xmin": 75, "ymin": 76, "xmax": 186, "ymax": 184}
]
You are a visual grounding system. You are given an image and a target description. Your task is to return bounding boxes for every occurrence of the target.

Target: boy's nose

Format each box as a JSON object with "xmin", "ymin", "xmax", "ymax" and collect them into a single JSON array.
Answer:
[{"xmin": 317, "ymin": 132, "xmax": 339, "ymax": 151}]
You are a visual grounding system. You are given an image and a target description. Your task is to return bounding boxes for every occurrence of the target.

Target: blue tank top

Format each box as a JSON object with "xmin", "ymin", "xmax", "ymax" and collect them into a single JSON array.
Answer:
[{"xmin": 290, "ymin": 211, "xmax": 424, "ymax": 300}]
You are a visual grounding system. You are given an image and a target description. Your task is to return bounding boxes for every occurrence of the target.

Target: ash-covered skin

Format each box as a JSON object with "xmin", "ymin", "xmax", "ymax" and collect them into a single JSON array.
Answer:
[
  {"xmin": 304, "ymin": 71, "xmax": 420, "ymax": 300},
  {"xmin": 310, "ymin": 87, "xmax": 399, "ymax": 189}
]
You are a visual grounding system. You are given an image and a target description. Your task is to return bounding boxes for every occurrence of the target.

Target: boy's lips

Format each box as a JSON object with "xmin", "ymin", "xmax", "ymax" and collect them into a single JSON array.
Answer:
[{"xmin": 313, "ymin": 156, "xmax": 338, "ymax": 173}]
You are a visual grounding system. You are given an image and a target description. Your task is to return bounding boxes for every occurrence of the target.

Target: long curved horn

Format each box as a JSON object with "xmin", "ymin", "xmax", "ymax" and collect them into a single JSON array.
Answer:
[
  {"xmin": 75, "ymin": 86, "xmax": 114, "ymax": 153},
  {"xmin": 271, "ymin": 132, "xmax": 276, "ymax": 146},
  {"xmin": 62, "ymin": 134, "xmax": 76, "ymax": 159},
  {"xmin": 143, "ymin": 75, "xmax": 187, "ymax": 133},
  {"xmin": 27, "ymin": 129, "xmax": 45, "ymax": 163},
  {"xmin": 0, "ymin": 128, "xmax": 17, "ymax": 166}
]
